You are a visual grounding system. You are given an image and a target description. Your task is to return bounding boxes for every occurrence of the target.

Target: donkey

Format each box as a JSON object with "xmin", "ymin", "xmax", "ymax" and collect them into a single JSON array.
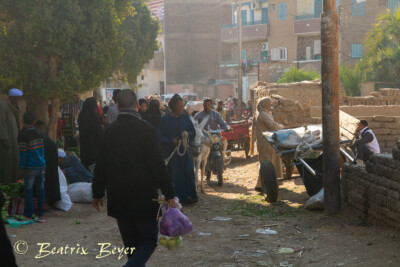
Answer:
[{"xmin": 190, "ymin": 116, "xmax": 210, "ymax": 193}]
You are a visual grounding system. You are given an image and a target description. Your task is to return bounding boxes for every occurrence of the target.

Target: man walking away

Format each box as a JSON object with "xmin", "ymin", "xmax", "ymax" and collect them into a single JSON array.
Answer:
[
  {"xmin": 107, "ymin": 89, "xmax": 121, "ymax": 124},
  {"xmin": 18, "ymin": 111, "xmax": 46, "ymax": 219},
  {"xmin": 0, "ymin": 88, "xmax": 23, "ymax": 184},
  {"xmin": 351, "ymin": 120, "xmax": 380, "ymax": 164},
  {"xmin": 92, "ymin": 89, "xmax": 175, "ymax": 267}
]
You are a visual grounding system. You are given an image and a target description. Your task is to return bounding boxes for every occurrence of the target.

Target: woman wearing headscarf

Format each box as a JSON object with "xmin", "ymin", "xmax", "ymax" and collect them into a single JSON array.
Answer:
[
  {"xmin": 254, "ymin": 97, "xmax": 284, "ymax": 191},
  {"xmin": 157, "ymin": 94, "xmax": 198, "ymax": 204},
  {"xmin": 144, "ymin": 99, "xmax": 162, "ymax": 129},
  {"xmin": 77, "ymin": 97, "xmax": 101, "ymax": 168}
]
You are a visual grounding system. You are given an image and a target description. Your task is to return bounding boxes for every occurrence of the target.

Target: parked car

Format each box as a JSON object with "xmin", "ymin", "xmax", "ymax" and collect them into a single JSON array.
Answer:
[{"xmin": 162, "ymin": 93, "xmax": 198, "ymax": 103}]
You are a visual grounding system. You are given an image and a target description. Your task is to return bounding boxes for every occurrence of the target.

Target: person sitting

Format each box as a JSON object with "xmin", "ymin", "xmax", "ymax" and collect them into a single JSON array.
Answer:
[
  {"xmin": 194, "ymin": 99, "xmax": 229, "ymax": 131},
  {"xmin": 216, "ymin": 100, "xmax": 228, "ymax": 122},
  {"xmin": 58, "ymin": 149, "xmax": 93, "ymax": 184},
  {"xmin": 351, "ymin": 120, "xmax": 380, "ymax": 164}
]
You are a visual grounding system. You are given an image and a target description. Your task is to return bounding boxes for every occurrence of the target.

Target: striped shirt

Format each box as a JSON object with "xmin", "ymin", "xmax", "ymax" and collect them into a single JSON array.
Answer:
[{"xmin": 18, "ymin": 127, "xmax": 46, "ymax": 170}]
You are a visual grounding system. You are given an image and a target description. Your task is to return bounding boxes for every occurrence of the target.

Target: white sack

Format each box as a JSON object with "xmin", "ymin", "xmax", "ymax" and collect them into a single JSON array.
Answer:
[
  {"xmin": 67, "ymin": 182, "xmax": 93, "ymax": 203},
  {"xmin": 55, "ymin": 167, "xmax": 73, "ymax": 211}
]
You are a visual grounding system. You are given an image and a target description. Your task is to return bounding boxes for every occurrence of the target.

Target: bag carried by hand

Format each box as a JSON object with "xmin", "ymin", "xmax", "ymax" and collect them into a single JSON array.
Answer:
[{"xmin": 159, "ymin": 204, "xmax": 193, "ymax": 237}]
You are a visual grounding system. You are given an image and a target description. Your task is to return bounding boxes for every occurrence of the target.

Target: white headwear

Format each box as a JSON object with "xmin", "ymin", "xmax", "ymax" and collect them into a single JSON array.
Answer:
[
  {"xmin": 8, "ymin": 88, "xmax": 23, "ymax": 97},
  {"xmin": 58, "ymin": 149, "xmax": 66, "ymax": 158}
]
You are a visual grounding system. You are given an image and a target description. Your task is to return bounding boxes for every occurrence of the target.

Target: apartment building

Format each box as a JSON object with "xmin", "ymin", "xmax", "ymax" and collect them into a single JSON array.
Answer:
[
  {"xmin": 221, "ymin": 0, "xmax": 397, "ymax": 84},
  {"xmin": 164, "ymin": 0, "xmax": 221, "ymax": 92}
]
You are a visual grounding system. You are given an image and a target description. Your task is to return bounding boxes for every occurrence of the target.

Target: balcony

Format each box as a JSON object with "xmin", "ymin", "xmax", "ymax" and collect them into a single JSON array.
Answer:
[
  {"xmin": 294, "ymin": 14, "xmax": 321, "ymax": 35},
  {"xmin": 221, "ymin": 20, "xmax": 269, "ymax": 42}
]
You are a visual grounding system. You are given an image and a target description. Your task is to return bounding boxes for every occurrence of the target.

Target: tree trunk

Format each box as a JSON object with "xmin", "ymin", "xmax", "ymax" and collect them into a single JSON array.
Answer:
[
  {"xmin": 27, "ymin": 97, "xmax": 49, "ymax": 126},
  {"xmin": 48, "ymin": 97, "xmax": 60, "ymax": 142}
]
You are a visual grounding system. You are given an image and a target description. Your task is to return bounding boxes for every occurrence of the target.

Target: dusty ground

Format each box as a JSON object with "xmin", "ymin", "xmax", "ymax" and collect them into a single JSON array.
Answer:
[{"xmin": 8, "ymin": 151, "xmax": 400, "ymax": 267}]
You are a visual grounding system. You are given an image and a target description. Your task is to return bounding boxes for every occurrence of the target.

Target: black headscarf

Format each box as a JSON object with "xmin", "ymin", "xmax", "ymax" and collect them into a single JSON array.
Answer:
[
  {"xmin": 139, "ymin": 98, "xmax": 147, "ymax": 106},
  {"xmin": 168, "ymin": 93, "xmax": 183, "ymax": 110}
]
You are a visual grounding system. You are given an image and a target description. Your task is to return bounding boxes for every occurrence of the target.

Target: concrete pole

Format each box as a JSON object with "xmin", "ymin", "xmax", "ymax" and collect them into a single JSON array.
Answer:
[
  {"xmin": 237, "ymin": 0, "xmax": 243, "ymax": 119},
  {"xmin": 321, "ymin": 0, "xmax": 340, "ymax": 214}
]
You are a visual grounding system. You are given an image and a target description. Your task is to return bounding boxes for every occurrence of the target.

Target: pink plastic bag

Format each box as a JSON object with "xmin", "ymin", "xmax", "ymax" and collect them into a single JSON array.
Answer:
[{"xmin": 160, "ymin": 204, "xmax": 193, "ymax": 237}]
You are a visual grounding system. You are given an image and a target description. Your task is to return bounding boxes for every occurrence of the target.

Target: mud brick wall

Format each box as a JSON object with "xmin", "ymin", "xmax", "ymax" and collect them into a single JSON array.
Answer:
[
  {"xmin": 344, "ymin": 88, "xmax": 400, "ymax": 106},
  {"xmin": 342, "ymin": 154, "xmax": 400, "ymax": 231},
  {"xmin": 271, "ymin": 97, "xmax": 321, "ymax": 128}
]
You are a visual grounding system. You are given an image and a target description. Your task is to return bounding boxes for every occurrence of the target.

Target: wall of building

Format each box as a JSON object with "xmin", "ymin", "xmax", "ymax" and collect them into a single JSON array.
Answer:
[
  {"xmin": 339, "ymin": 0, "xmax": 387, "ymax": 68},
  {"xmin": 258, "ymin": 62, "xmax": 294, "ymax": 82},
  {"xmin": 268, "ymin": 0, "xmax": 297, "ymax": 62},
  {"xmin": 230, "ymin": 40, "xmax": 264, "ymax": 61},
  {"xmin": 297, "ymin": 0, "xmax": 316, "ymax": 15},
  {"xmin": 137, "ymin": 69, "xmax": 165, "ymax": 98},
  {"xmin": 165, "ymin": 0, "xmax": 220, "ymax": 84},
  {"xmin": 342, "ymin": 154, "xmax": 400, "ymax": 231},
  {"xmin": 296, "ymin": 35, "xmax": 320, "ymax": 61}
]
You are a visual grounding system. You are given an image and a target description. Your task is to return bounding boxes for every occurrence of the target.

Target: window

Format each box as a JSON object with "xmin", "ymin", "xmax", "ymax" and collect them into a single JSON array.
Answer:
[
  {"xmin": 261, "ymin": 8, "xmax": 268, "ymax": 23},
  {"xmin": 278, "ymin": 3, "xmax": 287, "ymax": 20},
  {"xmin": 314, "ymin": 0, "xmax": 322, "ymax": 16},
  {"xmin": 241, "ymin": 10, "xmax": 247, "ymax": 26},
  {"xmin": 271, "ymin": 47, "xmax": 287, "ymax": 61},
  {"xmin": 351, "ymin": 44, "xmax": 362, "ymax": 58},
  {"xmin": 352, "ymin": 0, "xmax": 365, "ymax": 16},
  {"xmin": 141, "ymin": 75, "xmax": 145, "ymax": 80},
  {"xmin": 388, "ymin": 0, "xmax": 400, "ymax": 12},
  {"xmin": 260, "ymin": 51, "xmax": 268, "ymax": 62},
  {"xmin": 250, "ymin": 10, "xmax": 254, "ymax": 22},
  {"xmin": 241, "ymin": 50, "xmax": 246, "ymax": 61},
  {"xmin": 232, "ymin": 5, "xmax": 235, "ymax": 24}
]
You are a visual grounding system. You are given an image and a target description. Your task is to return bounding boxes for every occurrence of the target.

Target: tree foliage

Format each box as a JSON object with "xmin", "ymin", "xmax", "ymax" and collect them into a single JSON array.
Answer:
[
  {"xmin": 363, "ymin": 8, "xmax": 400, "ymax": 83},
  {"xmin": 0, "ymin": 0, "xmax": 158, "ymax": 100},
  {"xmin": 277, "ymin": 66, "xmax": 320, "ymax": 84},
  {"xmin": 119, "ymin": 1, "xmax": 159, "ymax": 84},
  {"xmin": 339, "ymin": 64, "xmax": 363, "ymax": 96}
]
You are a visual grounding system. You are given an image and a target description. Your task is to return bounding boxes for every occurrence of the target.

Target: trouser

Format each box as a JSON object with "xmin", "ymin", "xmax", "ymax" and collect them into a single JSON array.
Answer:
[
  {"xmin": 24, "ymin": 169, "xmax": 45, "ymax": 218},
  {"xmin": 116, "ymin": 217, "xmax": 159, "ymax": 267},
  {"xmin": 352, "ymin": 143, "xmax": 374, "ymax": 162}
]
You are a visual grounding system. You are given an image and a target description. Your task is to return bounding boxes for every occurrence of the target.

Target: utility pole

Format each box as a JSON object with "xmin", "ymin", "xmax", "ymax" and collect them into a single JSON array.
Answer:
[
  {"xmin": 237, "ymin": 0, "xmax": 243, "ymax": 119},
  {"xmin": 321, "ymin": 0, "xmax": 340, "ymax": 214}
]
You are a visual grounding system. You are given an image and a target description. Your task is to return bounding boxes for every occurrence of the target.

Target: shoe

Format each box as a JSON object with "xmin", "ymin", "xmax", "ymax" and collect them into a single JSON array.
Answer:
[{"xmin": 185, "ymin": 196, "xmax": 198, "ymax": 205}]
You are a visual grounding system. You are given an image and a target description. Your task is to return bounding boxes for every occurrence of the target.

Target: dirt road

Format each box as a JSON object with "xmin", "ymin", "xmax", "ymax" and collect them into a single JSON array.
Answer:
[{"xmin": 9, "ymin": 152, "xmax": 400, "ymax": 266}]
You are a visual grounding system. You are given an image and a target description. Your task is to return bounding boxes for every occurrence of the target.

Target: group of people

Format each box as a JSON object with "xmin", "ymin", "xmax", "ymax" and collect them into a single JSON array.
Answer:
[
  {"xmin": 0, "ymin": 87, "xmax": 382, "ymax": 267},
  {"xmin": 90, "ymin": 90, "xmax": 233, "ymax": 266}
]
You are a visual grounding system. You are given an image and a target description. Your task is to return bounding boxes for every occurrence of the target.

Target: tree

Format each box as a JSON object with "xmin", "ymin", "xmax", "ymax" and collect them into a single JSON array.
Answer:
[
  {"xmin": 0, "ymin": 0, "xmax": 158, "ymax": 140},
  {"xmin": 339, "ymin": 64, "xmax": 363, "ymax": 96},
  {"xmin": 119, "ymin": 0, "xmax": 159, "ymax": 84},
  {"xmin": 363, "ymin": 8, "xmax": 400, "ymax": 83},
  {"xmin": 277, "ymin": 66, "xmax": 320, "ymax": 84}
]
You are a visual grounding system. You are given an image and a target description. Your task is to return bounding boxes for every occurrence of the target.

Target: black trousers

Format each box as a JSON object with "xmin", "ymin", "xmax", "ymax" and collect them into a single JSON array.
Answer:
[
  {"xmin": 352, "ymin": 143, "xmax": 374, "ymax": 161},
  {"xmin": 116, "ymin": 217, "xmax": 159, "ymax": 267}
]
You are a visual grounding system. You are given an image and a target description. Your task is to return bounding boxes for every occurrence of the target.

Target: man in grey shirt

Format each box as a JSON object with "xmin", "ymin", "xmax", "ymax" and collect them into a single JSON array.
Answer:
[
  {"xmin": 194, "ymin": 99, "xmax": 229, "ymax": 131},
  {"xmin": 107, "ymin": 89, "xmax": 121, "ymax": 124}
]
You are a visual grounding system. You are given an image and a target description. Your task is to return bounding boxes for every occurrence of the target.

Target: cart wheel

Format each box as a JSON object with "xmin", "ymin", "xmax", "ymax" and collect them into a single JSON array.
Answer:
[
  {"xmin": 216, "ymin": 156, "xmax": 223, "ymax": 186},
  {"xmin": 260, "ymin": 160, "xmax": 278, "ymax": 202},
  {"xmin": 206, "ymin": 171, "xmax": 211, "ymax": 181},
  {"xmin": 244, "ymin": 141, "xmax": 250, "ymax": 159}
]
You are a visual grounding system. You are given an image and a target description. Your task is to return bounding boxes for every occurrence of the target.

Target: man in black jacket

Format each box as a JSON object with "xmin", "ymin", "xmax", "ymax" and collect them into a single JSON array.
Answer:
[{"xmin": 92, "ymin": 89, "xmax": 175, "ymax": 267}]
